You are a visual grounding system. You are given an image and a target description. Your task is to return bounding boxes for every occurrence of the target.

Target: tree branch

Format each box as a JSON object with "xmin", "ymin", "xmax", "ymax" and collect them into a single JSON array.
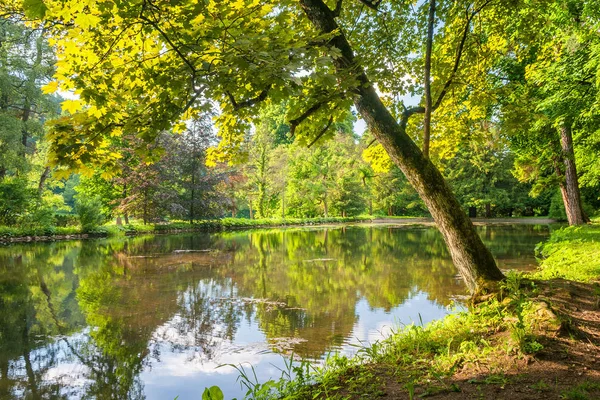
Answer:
[
  {"xmin": 308, "ymin": 116, "xmax": 334, "ymax": 148},
  {"xmin": 432, "ymin": 0, "xmax": 494, "ymax": 111},
  {"xmin": 140, "ymin": 0, "xmax": 197, "ymax": 74},
  {"xmin": 288, "ymin": 99, "xmax": 329, "ymax": 136},
  {"xmin": 402, "ymin": 106, "xmax": 425, "ymax": 120},
  {"xmin": 423, "ymin": 0, "xmax": 436, "ymax": 158},
  {"xmin": 357, "ymin": 0, "xmax": 382, "ymax": 11},
  {"xmin": 225, "ymin": 85, "xmax": 272, "ymax": 111},
  {"xmin": 333, "ymin": 0, "xmax": 344, "ymax": 17},
  {"xmin": 366, "ymin": 138, "xmax": 377, "ymax": 148}
]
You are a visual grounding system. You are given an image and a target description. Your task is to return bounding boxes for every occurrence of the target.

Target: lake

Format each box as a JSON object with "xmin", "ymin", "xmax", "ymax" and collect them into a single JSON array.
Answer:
[{"xmin": 0, "ymin": 223, "xmax": 552, "ymax": 399}]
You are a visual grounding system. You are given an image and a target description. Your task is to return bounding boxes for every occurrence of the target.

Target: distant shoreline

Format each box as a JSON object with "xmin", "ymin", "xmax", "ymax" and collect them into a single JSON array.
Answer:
[{"xmin": 0, "ymin": 216, "xmax": 558, "ymax": 244}]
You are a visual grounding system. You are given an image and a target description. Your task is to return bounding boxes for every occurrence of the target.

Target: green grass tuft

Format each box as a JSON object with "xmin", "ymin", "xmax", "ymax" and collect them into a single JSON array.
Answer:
[{"xmin": 534, "ymin": 225, "xmax": 600, "ymax": 282}]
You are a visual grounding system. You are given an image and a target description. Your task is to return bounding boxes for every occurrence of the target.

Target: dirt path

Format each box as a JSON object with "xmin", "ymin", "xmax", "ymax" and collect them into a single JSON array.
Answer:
[{"xmin": 370, "ymin": 217, "xmax": 557, "ymax": 226}]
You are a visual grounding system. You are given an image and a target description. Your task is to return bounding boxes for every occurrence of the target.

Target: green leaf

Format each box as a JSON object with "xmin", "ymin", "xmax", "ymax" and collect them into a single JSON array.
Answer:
[
  {"xmin": 22, "ymin": 0, "xmax": 48, "ymax": 18},
  {"xmin": 202, "ymin": 386, "xmax": 224, "ymax": 400}
]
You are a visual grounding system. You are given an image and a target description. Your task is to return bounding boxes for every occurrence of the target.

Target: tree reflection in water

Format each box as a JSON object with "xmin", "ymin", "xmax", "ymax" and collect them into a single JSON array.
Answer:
[{"xmin": 0, "ymin": 224, "xmax": 550, "ymax": 399}]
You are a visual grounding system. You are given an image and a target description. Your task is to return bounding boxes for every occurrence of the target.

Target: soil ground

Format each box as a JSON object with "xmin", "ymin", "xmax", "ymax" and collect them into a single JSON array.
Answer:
[{"xmin": 350, "ymin": 279, "xmax": 600, "ymax": 399}]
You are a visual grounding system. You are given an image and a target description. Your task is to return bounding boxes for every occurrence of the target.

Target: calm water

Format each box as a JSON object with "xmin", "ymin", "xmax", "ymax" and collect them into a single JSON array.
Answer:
[{"xmin": 0, "ymin": 224, "xmax": 551, "ymax": 399}]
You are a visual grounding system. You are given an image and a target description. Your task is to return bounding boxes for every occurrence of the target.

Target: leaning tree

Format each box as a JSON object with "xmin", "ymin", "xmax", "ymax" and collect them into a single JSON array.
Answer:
[{"xmin": 22, "ymin": 0, "xmax": 507, "ymax": 291}]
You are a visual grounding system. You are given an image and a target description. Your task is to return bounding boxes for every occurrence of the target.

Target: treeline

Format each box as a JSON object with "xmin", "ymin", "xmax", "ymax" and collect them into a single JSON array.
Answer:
[{"xmin": 1, "ymin": 13, "xmax": 599, "ymax": 233}]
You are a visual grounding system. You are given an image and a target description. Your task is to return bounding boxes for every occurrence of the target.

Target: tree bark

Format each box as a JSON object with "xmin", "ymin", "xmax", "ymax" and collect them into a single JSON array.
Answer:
[
  {"xmin": 299, "ymin": 0, "xmax": 504, "ymax": 291},
  {"xmin": 143, "ymin": 188, "xmax": 148, "ymax": 224},
  {"xmin": 123, "ymin": 183, "xmax": 130, "ymax": 224},
  {"xmin": 282, "ymin": 180, "xmax": 286, "ymax": 218},
  {"xmin": 38, "ymin": 166, "xmax": 50, "ymax": 196},
  {"xmin": 190, "ymin": 173, "xmax": 195, "ymax": 224},
  {"xmin": 0, "ymin": 359, "xmax": 9, "ymax": 398},
  {"xmin": 21, "ymin": 98, "xmax": 31, "ymax": 157},
  {"xmin": 423, "ymin": 0, "xmax": 436, "ymax": 158},
  {"xmin": 20, "ymin": 30, "xmax": 44, "ymax": 159},
  {"xmin": 559, "ymin": 122, "xmax": 588, "ymax": 225}
]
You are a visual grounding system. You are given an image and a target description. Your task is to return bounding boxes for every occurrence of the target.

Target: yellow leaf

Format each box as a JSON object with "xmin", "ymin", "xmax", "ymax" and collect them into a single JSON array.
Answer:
[
  {"xmin": 173, "ymin": 122, "xmax": 186, "ymax": 134},
  {"xmin": 42, "ymin": 81, "xmax": 59, "ymax": 94},
  {"xmin": 75, "ymin": 13, "xmax": 100, "ymax": 29},
  {"xmin": 61, "ymin": 99, "xmax": 85, "ymax": 114}
]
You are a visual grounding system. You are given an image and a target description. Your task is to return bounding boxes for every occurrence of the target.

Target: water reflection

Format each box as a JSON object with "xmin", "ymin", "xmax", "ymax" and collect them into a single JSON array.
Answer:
[{"xmin": 0, "ymin": 224, "xmax": 551, "ymax": 399}]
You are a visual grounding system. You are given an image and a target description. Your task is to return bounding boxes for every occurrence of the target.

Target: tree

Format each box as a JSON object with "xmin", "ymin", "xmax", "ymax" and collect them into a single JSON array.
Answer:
[
  {"xmin": 112, "ymin": 134, "xmax": 179, "ymax": 224},
  {"xmin": 32, "ymin": 0, "xmax": 505, "ymax": 290},
  {"xmin": 245, "ymin": 123, "xmax": 276, "ymax": 218},
  {"xmin": 0, "ymin": 18, "xmax": 56, "ymax": 178},
  {"xmin": 467, "ymin": 0, "xmax": 600, "ymax": 225},
  {"xmin": 442, "ymin": 124, "xmax": 514, "ymax": 218},
  {"xmin": 172, "ymin": 117, "xmax": 227, "ymax": 222}
]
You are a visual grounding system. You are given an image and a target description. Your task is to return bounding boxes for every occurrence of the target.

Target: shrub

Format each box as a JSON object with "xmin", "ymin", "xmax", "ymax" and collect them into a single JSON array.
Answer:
[
  {"xmin": 548, "ymin": 190, "xmax": 567, "ymax": 221},
  {"xmin": 0, "ymin": 179, "xmax": 35, "ymax": 225},
  {"xmin": 75, "ymin": 196, "xmax": 106, "ymax": 231},
  {"xmin": 548, "ymin": 189, "xmax": 595, "ymax": 221}
]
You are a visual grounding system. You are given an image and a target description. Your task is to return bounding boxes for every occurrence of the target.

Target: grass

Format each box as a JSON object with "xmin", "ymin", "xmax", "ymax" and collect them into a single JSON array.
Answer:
[
  {"xmin": 0, "ymin": 216, "xmax": 373, "ymax": 240},
  {"xmin": 208, "ymin": 223, "xmax": 600, "ymax": 399},
  {"xmin": 533, "ymin": 224, "xmax": 600, "ymax": 282},
  {"xmin": 560, "ymin": 381, "xmax": 600, "ymax": 400},
  {"xmin": 211, "ymin": 273, "xmax": 559, "ymax": 400}
]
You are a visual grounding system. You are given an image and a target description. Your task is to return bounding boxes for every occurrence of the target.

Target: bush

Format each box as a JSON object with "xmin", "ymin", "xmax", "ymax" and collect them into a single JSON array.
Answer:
[
  {"xmin": 0, "ymin": 179, "xmax": 35, "ymax": 225},
  {"xmin": 548, "ymin": 190, "xmax": 567, "ymax": 221},
  {"xmin": 549, "ymin": 189, "xmax": 595, "ymax": 221},
  {"xmin": 55, "ymin": 213, "xmax": 79, "ymax": 227},
  {"xmin": 75, "ymin": 196, "xmax": 106, "ymax": 231}
]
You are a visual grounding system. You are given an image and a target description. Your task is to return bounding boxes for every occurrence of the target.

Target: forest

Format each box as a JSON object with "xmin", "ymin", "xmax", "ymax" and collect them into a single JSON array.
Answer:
[{"xmin": 1, "ymin": 0, "xmax": 599, "ymax": 235}]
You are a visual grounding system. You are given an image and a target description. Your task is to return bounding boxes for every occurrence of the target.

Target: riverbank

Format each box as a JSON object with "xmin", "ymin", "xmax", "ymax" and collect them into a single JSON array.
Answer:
[
  {"xmin": 0, "ymin": 216, "xmax": 372, "ymax": 243},
  {"xmin": 0, "ymin": 216, "xmax": 556, "ymax": 243},
  {"xmin": 230, "ymin": 224, "xmax": 600, "ymax": 400}
]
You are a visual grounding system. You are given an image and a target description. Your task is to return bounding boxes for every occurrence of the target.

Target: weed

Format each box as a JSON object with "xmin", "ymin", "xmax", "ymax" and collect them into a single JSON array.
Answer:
[
  {"xmin": 530, "ymin": 380, "xmax": 551, "ymax": 391},
  {"xmin": 560, "ymin": 381, "xmax": 600, "ymax": 399}
]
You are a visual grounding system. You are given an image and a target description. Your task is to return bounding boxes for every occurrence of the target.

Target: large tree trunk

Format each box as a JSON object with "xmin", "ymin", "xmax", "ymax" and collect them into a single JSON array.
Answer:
[
  {"xmin": 300, "ymin": 0, "xmax": 504, "ymax": 291},
  {"xmin": 559, "ymin": 123, "xmax": 588, "ymax": 225},
  {"xmin": 355, "ymin": 89, "xmax": 503, "ymax": 290}
]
